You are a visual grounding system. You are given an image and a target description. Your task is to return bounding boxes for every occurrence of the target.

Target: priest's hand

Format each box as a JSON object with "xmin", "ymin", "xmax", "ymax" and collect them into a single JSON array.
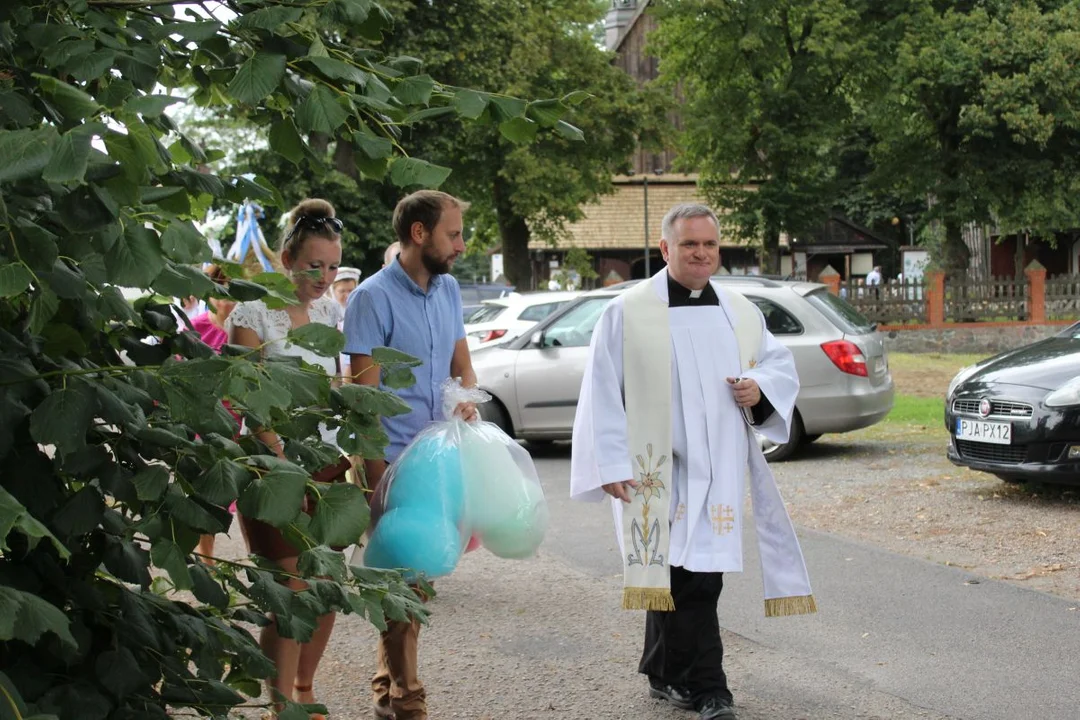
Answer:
[
  {"xmin": 602, "ymin": 479, "xmax": 638, "ymax": 503},
  {"xmin": 726, "ymin": 376, "xmax": 761, "ymax": 407}
]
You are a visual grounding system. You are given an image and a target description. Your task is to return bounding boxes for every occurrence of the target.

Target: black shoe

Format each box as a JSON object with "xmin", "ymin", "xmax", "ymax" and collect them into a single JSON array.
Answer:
[
  {"xmin": 648, "ymin": 681, "xmax": 694, "ymax": 710},
  {"xmin": 698, "ymin": 696, "xmax": 736, "ymax": 720}
]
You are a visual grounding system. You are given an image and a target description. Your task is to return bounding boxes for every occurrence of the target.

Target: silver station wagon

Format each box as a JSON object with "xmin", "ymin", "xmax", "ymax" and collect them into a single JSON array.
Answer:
[{"xmin": 472, "ymin": 276, "xmax": 894, "ymax": 460}]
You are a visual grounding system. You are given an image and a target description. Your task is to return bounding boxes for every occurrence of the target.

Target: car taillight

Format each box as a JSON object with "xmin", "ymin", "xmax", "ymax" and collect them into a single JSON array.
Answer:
[
  {"xmin": 481, "ymin": 329, "xmax": 508, "ymax": 343},
  {"xmin": 820, "ymin": 340, "xmax": 868, "ymax": 376}
]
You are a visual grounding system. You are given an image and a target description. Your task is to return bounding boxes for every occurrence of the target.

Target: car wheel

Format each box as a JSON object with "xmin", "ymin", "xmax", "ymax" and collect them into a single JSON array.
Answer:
[
  {"xmin": 802, "ymin": 434, "xmax": 822, "ymax": 445},
  {"xmin": 479, "ymin": 398, "xmax": 513, "ymax": 436},
  {"xmin": 758, "ymin": 412, "xmax": 804, "ymax": 462}
]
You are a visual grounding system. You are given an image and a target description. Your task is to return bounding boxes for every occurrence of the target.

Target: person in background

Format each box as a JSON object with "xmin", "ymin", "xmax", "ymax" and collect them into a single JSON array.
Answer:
[
  {"xmin": 865, "ymin": 265, "xmax": 883, "ymax": 286},
  {"xmin": 228, "ymin": 198, "xmax": 346, "ymax": 719},
  {"xmin": 332, "ymin": 267, "xmax": 361, "ymax": 309},
  {"xmin": 344, "ymin": 190, "xmax": 478, "ymax": 720},
  {"xmin": 190, "ymin": 264, "xmax": 238, "ymax": 565},
  {"xmin": 383, "ymin": 241, "xmax": 401, "ymax": 268}
]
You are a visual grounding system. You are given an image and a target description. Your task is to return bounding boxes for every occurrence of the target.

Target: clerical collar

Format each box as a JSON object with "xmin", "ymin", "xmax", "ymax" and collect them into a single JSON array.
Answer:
[{"xmin": 667, "ymin": 274, "xmax": 719, "ymax": 307}]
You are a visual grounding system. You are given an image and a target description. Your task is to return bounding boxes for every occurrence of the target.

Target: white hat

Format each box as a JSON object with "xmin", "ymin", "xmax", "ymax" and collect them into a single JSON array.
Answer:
[{"xmin": 334, "ymin": 267, "xmax": 361, "ymax": 284}]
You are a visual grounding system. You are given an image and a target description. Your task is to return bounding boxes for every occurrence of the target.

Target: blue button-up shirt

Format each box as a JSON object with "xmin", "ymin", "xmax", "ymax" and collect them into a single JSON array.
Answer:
[{"xmin": 343, "ymin": 259, "xmax": 465, "ymax": 461}]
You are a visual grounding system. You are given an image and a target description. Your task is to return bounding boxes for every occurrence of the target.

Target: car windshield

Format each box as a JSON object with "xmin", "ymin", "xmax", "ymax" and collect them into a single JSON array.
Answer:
[
  {"xmin": 804, "ymin": 288, "xmax": 876, "ymax": 335},
  {"xmin": 465, "ymin": 304, "xmax": 507, "ymax": 324},
  {"xmin": 541, "ymin": 297, "xmax": 612, "ymax": 348}
]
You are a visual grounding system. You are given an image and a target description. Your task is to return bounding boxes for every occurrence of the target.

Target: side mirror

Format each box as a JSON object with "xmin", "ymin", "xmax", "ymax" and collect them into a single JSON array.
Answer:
[{"xmin": 530, "ymin": 330, "xmax": 544, "ymax": 348}]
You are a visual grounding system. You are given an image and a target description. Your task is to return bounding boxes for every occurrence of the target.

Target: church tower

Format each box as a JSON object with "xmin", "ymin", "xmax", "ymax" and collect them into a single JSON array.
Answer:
[{"xmin": 604, "ymin": 0, "xmax": 638, "ymax": 50}]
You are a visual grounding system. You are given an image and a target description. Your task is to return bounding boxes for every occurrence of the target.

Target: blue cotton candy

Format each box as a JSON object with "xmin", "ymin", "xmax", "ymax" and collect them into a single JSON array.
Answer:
[
  {"xmin": 387, "ymin": 435, "xmax": 465, "ymax": 523},
  {"xmin": 364, "ymin": 508, "xmax": 462, "ymax": 579}
]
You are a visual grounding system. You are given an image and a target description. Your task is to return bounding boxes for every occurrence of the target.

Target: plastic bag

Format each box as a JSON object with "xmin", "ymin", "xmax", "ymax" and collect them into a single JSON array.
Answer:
[{"xmin": 359, "ymin": 379, "xmax": 549, "ymax": 579}]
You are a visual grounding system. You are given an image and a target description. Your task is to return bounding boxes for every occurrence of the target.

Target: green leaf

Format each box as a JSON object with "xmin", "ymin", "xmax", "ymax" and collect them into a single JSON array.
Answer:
[
  {"xmin": 287, "ymin": 323, "xmax": 344, "ymax": 357},
  {"xmin": 561, "ymin": 90, "xmax": 592, "ymax": 106},
  {"xmin": 389, "ymin": 157, "xmax": 451, "ymax": 188},
  {"xmin": 526, "ymin": 99, "xmax": 566, "ymax": 128},
  {"xmin": 0, "ymin": 587, "xmax": 77, "ymax": 650},
  {"xmin": 237, "ymin": 466, "xmax": 308, "ymax": 527},
  {"xmin": 0, "ymin": 127, "xmax": 58, "ymax": 183},
  {"xmin": 306, "ymin": 57, "xmax": 369, "ymax": 86},
  {"xmin": 105, "ymin": 224, "xmax": 165, "ymax": 287},
  {"xmin": 194, "ymin": 459, "xmax": 249, "ymax": 506},
  {"xmin": 233, "ymin": 5, "xmax": 304, "ymax": 31},
  {"xmin": 0, "ymin": 263, "xmax": 33, "ymax": 297},
  {"xmin": 393, "ymin": 74, "xmax": 435, "ymax": 105},
  {"xmin": 95, "ymin": 647, "xmax": 146, "ymax": 700},
  {"xmin": 131, "ymin": 465, "xmax": 170, "ymax": 502},
  {"xmin": 246, "ymin": 568, "xmax": 294, "ymax": 617},
  {"xmin": 297, "ymin": 545, "xmax": 348, "ymax": 582},
  {"xmin": 488, "ymin": 95, "xmax": 527, "ymax": 123},
  {"xmin": 265, "ymin": 360, "xmax": 326, "ymax": 407},
  {"xmin": 160, "ymin": 219, "xmax": 211, "ymax": 264},
  {"xmin": 28, "ymin": 288, "xmax": 59, "ymax": 334},
  {"xmin": 352, "ymin": 130, "xmax": 393, "ymax": 160},
  {"xmin": 371, "ymin": 346, "xmax": 422, "ymax": 369},
  {"xmin": 228, "ymin": 53, "xmax": 287, "ymax": 105},
  {"xmin": 151, "ymin": 539, "xmax": 193, "ymax": 590},
  {"xmin": 51, "ymin": 486, "xmax": 105, "ymax": 538},
  {"xmin": 269, "ymin": 118, "xmax": 306, "ymax": 166},
  {"xmin": 404, "ymin": 106, "xmax": 455, "ymax": 124},
  {"xmin": 336, "ymin": 383, "xmax": 411, "ymax": 417},
  {"xmin": 29, "ymin": 385, "xmax": 96, "ymax": 455},
  {"xmin": 190, "ymin": 562, "xmax": 230, "ymax": 609},
  {"xmin": 453, "ymin": 89, "xmax": 489, "ymax": 120},
  {"xmin": 498, "ymin": 116, "xmax": 538, "ymax": 144},
  {"xmin": 123, "ymin": 93, "xmax": 185, "ymax": 118},
  {"xmin": 32, "ymin": 73, "xmax": 101, "ymax": 121},
  {"xmin": 554, "ymin": 120, "xmax": 585, "ymax": 142},
  {"xmin": 336, "ymin": 416, "xmax": 389, "ymax": 457},
  {"xmin": 161, "ymin": 20, "xmax": 222, "ymax": 42},
  {"xmin": 308, "ymin": 482, "xmax": 369, "ymax": 548},
  {"xmin": 151, "ymin": 262, "xmax": 216, "ymax": 300},
  {"xmin": 41, "ymin": 126, "xmax": 94, "ymax": 183},
  {"xmin": 0, "ymin": 486, "xmax": 70, "ymax": 559},
  {"xmin": 295, "ymin": 85, "xmax": 349, "ymax": 134}
]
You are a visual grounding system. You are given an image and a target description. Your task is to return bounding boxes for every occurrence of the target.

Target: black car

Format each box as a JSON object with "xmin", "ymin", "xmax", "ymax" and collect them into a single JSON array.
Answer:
[{"xmin": 945, "ymin": 321, "xmax": 1080, "ymax": 484}]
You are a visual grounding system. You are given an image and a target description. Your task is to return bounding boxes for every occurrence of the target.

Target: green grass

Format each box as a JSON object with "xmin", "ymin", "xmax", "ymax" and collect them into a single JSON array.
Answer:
[{"xmin": 884, "ymin": 394, "xmax": 944, "ymax": 426}]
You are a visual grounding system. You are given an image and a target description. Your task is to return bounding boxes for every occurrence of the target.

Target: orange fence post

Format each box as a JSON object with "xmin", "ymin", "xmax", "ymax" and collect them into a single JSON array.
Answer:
[
  {"xmin": 1025, "ymin": 261, "xmax": 1046, "ymax": 324},
  {"xmin": 927, "ymin": 270, "xmax": 945, "ymax": 327}
]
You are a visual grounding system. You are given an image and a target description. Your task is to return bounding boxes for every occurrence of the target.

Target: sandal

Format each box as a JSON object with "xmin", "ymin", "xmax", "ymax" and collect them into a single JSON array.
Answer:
[{"xmin": 294, "ymin": 684, "xmax": 327, "ymax": 720}]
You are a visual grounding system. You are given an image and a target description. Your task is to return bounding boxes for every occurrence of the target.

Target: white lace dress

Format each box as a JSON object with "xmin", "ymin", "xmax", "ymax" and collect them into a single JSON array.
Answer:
[{"xmin": 226, "ymin": 295, "xmax": 344, "ymax": 446}]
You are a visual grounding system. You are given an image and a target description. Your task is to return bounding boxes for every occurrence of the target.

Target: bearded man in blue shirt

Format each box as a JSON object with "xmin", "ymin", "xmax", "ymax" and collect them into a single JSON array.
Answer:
[{"xmin": 344, "ymin": 189, "xmax": 478, "ymax": 720}]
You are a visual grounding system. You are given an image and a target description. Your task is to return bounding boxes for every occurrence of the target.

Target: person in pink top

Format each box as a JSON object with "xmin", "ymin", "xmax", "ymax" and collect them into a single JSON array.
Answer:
[{"xmin": 190, "ymin": 264, "xmax": 237, "ymax": 564}]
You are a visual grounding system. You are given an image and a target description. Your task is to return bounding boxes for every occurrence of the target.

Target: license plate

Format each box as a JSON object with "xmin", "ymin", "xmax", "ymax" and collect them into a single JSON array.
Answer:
[{"xmin": 955, "ymin": 418, "xmax": 1011, "ymax": 445}]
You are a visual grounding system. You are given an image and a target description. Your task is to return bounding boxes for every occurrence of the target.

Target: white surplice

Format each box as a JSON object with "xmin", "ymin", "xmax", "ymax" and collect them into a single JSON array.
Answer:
[{"xmin": 570, "ymin": 275, "xmax": 799, "ymax": 574}]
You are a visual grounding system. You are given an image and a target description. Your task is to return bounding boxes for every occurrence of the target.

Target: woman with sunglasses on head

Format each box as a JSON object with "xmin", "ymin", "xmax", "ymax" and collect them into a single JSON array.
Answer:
[{"xmin": 227, "ymin": 198, "xmax": 346, "ymax": 719}]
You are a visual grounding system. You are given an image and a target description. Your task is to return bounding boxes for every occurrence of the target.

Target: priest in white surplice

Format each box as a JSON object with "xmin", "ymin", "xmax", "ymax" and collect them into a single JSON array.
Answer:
[{"xmin": 570, "ymin": 204, "xmax": 815, "ymax": 720}]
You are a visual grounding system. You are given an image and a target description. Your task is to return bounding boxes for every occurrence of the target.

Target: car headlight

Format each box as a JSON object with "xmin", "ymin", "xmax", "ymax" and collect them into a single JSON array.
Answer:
[
  {"xmin": 946, "ymin": 364, "xmax": 979, "ymax": 400},
  {"xmin": 1045, "ymin": 376, "xmax": 1080, "ymax": 407}
]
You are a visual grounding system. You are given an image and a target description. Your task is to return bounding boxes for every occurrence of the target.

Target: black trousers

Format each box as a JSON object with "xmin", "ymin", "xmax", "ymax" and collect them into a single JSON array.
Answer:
[{"xmin": 638, "ymin": 565, "xmax": 732, "ymax": 705}]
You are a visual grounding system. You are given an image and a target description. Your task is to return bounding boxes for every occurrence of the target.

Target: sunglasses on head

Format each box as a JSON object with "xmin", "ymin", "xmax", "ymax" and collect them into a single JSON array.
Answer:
[{"xmin": 285, "ymin": 215, "xmax": 344, "ymax": 243}]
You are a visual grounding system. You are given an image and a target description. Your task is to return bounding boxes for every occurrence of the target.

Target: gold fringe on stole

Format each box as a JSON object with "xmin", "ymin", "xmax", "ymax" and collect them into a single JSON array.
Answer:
[
  {"xmin": 764, "ymin": 595, "xmax": 817, "ymax": 617},
  {"xmin": 622, "ymin": 587, "xmax": 676, "ymax": 611}
]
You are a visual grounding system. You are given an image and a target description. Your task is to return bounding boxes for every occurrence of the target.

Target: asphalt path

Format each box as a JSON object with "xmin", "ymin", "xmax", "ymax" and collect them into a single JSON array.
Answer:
[{"xmin": 530, "ymin": 446, "xmax": 1080, "ymax": 720}]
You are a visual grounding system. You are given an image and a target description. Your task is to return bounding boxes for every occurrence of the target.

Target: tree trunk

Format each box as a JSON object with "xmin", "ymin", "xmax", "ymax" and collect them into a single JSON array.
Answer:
[
  {"xmin": 940, "ymin": 218, "xmax": 971, "ymax": 278},
  {"xmin": 762, "ymin": 224, "xmax": 781, "ymax": 275},
  {"xmin": 493, "ymin": 178, "xmax": 532, "ymax": 289},
  {"xmin": 333, "ymin": 135, "xmax": 357, "ymax": 180}
]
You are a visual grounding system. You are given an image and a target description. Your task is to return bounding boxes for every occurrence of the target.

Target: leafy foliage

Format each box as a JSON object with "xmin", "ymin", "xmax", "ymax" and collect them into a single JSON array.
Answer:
[
  {"xmin": 653, "ymin": 0, "xmax": 877, "ymax": 273},
  {"xmin": 0, "ymin": 0, "xmax": 573, "ymax": 717}
]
